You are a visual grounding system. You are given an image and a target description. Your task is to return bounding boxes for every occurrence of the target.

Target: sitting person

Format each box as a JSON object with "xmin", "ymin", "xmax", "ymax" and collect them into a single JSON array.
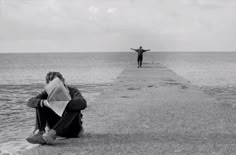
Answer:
[{"xmin": 26, "ymin": 71, "xmax": 87, "ymax": 145}]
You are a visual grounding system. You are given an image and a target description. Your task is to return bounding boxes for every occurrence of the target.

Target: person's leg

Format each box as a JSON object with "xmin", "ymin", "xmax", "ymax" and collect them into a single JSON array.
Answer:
[
  {"xmin": 52, "ymin": 111, "xmax": 80, "ymax": 137},
  {"xmin": 137, "ymin": 55, "xmax": 142, "ymax": 68},
  {"xmin": 137, "ymin": 56, "xmax": 140, "ymax": 67},
  {"xmin": 43, "ymin": 111, "xmax": 82, "ymax": 144},
  {"xmin": 44, "ymin": 108, "xmax": 62, "ymax": 129},
  {"xmin": 34, "ymin": 107, "xmax": 47, "ymax": 132},
  {"xmin": 34, "ymin": 106, "xmax": 60, "ymax": 131},
  {"xmin": 140, "ymin": 55, "xmax": 143, "ymax": 67},
  {"xmin": 26, "ymin": 106, "xmax": 57, "ymax": 144},
  {"xmin": 27, "ymin": 107, "xmax": 81, "ymax": 144}
]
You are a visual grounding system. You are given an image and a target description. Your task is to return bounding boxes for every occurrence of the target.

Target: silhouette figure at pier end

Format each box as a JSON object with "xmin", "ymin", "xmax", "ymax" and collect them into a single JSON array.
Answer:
[{"xmin": 131, "ymin": 46, "xmax": 150, "ymax": 68}]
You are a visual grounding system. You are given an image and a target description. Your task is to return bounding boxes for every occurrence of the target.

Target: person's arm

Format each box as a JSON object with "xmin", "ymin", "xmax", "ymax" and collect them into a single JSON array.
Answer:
[
  {"xmin": 27, "ymin": 91, "xmax": 48, "ymax": 108},
  {"xmin": 66, "ymin": 87, "xmax": 87, "ymax": 111},
  {"xmin": 144, "ymin": 49, "xmax": 150, "ymax": 52},
  {"xmin": 130, "ymin": 48, "xmax": 138, "ymax": 52}
]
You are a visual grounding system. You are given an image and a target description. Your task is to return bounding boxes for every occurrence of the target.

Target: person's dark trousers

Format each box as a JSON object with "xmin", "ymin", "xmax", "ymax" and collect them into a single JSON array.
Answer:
[
  {"xmin": 35, "ymin": 106, "xmax": 82, "ymax": 138},
  {"xmin": 137, "ymin": 55, "xmax": 143, "ymax": 67}
]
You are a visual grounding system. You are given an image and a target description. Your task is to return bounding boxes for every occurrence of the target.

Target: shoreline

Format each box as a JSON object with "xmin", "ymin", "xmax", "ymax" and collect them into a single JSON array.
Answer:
[{"xmin": 20, "ymin": 63, "xmax": 236, "ymax": 154}]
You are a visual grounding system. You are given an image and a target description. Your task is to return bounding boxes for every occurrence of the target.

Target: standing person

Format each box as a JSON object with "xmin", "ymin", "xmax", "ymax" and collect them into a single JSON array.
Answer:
[
  {"xmin": 130, "ymin": 46, "xmax": 150, "ymax": 68},
  {"xmin": 26, "ymin": 71, "xmax": 87, "ymax": 145}
]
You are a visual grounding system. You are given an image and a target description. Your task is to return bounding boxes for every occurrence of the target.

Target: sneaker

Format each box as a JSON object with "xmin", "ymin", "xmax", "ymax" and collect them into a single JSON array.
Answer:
[
  {"xmin": 42, "ymin": 129, "xmax": 57, "ymax": 145},
  {"xmin": 26, "ymin": 131, "xmax": 46, "ymax": 144}
]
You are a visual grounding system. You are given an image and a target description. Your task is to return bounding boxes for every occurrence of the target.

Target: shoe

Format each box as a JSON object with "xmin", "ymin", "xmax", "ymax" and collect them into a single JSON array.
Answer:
[
  {"xmin": 42, "ymin": 129, "xmax": 57, "ymax": 145},
  {"xmin": 26, "ymin": 131, "xmax": 46, "ymax": 144}
]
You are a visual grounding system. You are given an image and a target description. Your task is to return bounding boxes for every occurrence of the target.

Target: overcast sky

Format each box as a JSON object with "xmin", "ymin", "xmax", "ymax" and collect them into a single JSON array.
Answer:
[{"xmin": 0, "ymin": 0, "xmax": 236, "ymax": 52}]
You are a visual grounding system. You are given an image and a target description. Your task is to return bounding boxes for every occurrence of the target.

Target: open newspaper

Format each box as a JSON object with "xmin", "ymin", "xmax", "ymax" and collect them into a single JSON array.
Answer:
[{"xmin": 45, "ymin": 77, "xmax": 71, "ymax": 117}]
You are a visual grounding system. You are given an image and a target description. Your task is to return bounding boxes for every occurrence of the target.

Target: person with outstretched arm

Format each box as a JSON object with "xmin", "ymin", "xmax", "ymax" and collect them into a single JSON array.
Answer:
[
  {"xmin": 26, "ymin": 71, "xmax": 87, "ymax": 145},
  {"xmin": 131, "ymin": 46, "xmax": 150, "ymax": 68}
]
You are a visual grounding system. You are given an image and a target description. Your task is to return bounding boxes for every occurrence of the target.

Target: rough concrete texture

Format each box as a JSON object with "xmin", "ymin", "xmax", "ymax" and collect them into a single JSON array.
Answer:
[{"xmin": 21, "ymin": 63, "xmax": 236, "ymax": 155}]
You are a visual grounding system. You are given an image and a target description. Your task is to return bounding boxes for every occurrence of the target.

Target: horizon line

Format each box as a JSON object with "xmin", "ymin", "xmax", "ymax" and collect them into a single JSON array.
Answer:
[{"xmin": 0, "ymin": 51, "xmax": 235, "ymax": 54}]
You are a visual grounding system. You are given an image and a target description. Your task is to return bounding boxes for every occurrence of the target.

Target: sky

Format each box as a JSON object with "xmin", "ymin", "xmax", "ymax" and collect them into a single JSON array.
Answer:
[{"xmin": 0, "ymin": 0, "xmax": 236, "ymax": 53}]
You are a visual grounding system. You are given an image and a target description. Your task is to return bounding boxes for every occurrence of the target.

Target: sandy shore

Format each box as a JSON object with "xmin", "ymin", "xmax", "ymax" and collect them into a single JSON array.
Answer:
[{"xmin": 20, "ymin": 63, "xmax": 236, "ymax": 155}]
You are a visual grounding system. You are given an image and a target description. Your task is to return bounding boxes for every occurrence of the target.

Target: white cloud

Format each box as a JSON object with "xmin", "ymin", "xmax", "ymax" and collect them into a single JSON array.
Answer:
[
  {"xmin": 107, "ymin": 8, "xmax": 117, "ymax": 14},
  {"xmin": 1, "ymin": 0, "xmax": 236, "ymax": 52},
  {"xmin": 88, "ymin": 6, "xmax": 100, "ymax": 14}
]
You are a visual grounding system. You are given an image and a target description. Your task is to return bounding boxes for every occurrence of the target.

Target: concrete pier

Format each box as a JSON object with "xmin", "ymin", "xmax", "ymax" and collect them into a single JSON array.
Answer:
[{"xmin": 21, "ymin": 63, "xmax": 236, "ymax": 155}]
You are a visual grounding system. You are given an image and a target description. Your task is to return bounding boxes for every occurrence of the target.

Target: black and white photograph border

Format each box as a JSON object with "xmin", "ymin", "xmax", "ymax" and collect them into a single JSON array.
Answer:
[{"xmin": 0, "ymin": 0, "xmax": 236, "ymax": 154}]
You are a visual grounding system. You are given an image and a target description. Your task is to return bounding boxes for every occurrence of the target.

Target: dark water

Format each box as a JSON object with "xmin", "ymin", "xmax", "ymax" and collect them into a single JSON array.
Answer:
[{"xmin": 0, "ymin": 52, "xmax": 235, "ymax": 154}]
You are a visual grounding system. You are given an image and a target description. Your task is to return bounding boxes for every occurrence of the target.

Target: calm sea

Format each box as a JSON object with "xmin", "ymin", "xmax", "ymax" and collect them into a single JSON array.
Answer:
[{"xmin": 0, "ymin": 52, "xmax": 236, "ymax": 154}]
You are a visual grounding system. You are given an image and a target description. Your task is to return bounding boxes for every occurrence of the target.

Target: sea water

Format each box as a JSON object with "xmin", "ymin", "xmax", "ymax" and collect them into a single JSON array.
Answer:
[
  {"xmin": 157, "ymin": 52, "xmax": 236, "ymax": 107},
  {"xmin": 0, "ymin": 52, "xmax": 235, "ymax": 154}
]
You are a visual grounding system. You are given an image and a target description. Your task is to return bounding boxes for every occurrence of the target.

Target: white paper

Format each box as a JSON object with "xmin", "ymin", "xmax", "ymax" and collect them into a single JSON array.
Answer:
[{"xmin": 45, "ymin": 77, "xmax": 71, "ymax": 116}]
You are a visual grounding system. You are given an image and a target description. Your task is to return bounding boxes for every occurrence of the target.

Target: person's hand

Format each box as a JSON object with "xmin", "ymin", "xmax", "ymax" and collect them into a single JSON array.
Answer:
[
  {"xmin": 40, "ymin": 100, "xmax": 50, "ymax": 108},
  {"xmin": 43, "ymin": 100, "xmax": 50, "ymax": 107}
]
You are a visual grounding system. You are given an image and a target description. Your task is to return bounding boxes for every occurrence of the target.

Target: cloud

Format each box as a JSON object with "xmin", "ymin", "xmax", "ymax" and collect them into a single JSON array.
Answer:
[
  {"xmin": 88, "ymin": 6, "xmax": 100, "ymax": 14},
  {"xmin": 1, "ymin": 0, "xmax": 236, "ymax": 52},
  {"xmin": 107, "ymin": 8, "xmax": 117, "ymax": 14}
]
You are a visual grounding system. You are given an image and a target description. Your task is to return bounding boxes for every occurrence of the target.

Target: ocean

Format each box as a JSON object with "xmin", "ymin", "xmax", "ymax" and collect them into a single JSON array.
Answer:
[{"xmin": 0, "ymin": 52, "xmax": 236, "ymax": 154}]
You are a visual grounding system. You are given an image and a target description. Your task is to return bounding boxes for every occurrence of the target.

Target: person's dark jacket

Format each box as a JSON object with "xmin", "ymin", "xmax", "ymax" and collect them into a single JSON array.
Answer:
[{"xmin": 27, "ymin": 86, "xmax": 87, "ymax": 112}]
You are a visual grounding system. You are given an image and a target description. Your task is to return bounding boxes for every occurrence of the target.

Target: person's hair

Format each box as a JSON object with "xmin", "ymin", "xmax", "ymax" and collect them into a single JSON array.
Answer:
[{"xmin": 45, "ymin": 71, "xmax": 65, "ymax": 84}]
